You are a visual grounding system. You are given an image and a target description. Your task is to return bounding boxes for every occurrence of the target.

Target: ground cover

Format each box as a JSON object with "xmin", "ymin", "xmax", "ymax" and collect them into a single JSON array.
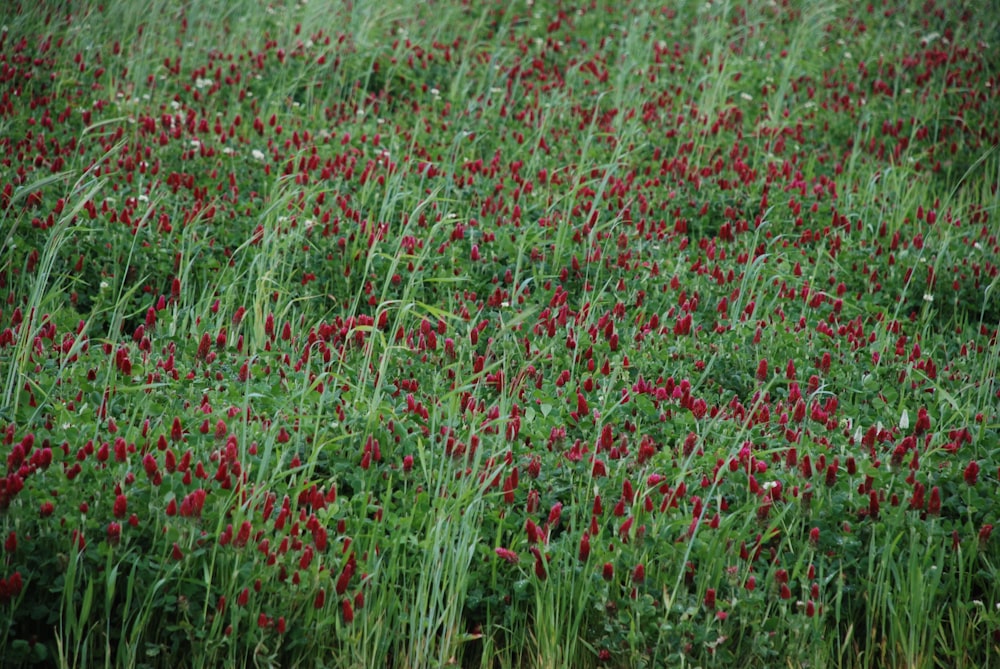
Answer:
[{"xmin": 1, "ymin": 0, "xmax": 998, "ymax": 666}]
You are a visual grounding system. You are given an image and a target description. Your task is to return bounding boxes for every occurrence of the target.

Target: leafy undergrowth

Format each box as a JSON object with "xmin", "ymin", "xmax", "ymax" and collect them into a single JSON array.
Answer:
[{"xmin": 1, "ymin": 0, "xmax": 998, "ymax": 667}]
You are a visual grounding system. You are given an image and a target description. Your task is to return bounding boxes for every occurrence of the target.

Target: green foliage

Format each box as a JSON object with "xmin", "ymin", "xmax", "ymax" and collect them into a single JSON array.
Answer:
[{"xmin": 1, "ymin": 0, "xmax": 1000, "ymax": 667}]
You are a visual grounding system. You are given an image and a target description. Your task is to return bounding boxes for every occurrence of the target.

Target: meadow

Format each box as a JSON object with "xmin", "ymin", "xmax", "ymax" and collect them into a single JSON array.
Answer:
[{"xmin": 1, "ymin": 0, "xmax": 999, "ymax": 666}]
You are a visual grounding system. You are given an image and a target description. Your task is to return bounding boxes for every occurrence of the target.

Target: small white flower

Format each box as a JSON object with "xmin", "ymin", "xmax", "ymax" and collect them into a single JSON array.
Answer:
[
  {"xmin": 899, "ymin": 409, "xmax": 909, "ymax": 430},
  {"xmin": 923, "ymin": 293, "xmax": 934, "ymax": 303},
  {"xmin": 252, "ymin": 149, "xmax": 266, "ymax": 161}
]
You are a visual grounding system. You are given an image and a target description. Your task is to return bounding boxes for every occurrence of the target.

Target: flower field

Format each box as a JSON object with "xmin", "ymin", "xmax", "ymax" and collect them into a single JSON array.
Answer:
[{"xmin": 1, "ymin": 0, "xmax": 999, "ymax": 666}]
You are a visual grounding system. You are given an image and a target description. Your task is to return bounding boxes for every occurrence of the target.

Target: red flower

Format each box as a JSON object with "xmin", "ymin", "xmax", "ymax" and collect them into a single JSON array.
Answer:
[
  {"xmin": 525, "ymin": 519, "xmax": 542, "ymax": 544},
  {"xmin": 547, "ymin": 502, "xmax": 563, "ymax": 528},
  {"xmin": 313, "ymin": 588, "xmax": 325, "ymax": 609},
  {"xmin": 113, "ymin": 494, "xmax": 127, "ymax": 519},
  {"xmin": 591, "ymin": 458, "xmax": 607, "ymax": 478},
  {"xmin": 914, "ymin": 407, "xmax": 931, "ymax": 434},
  {"xmin": 142, "ymin": 453, "xmax": 158, "ymax": 479},
  {"xmin": 335, "ymin": 561, "xmax": 354, "ymax": 595},
  {"xmin": 618, "ymin": 517, "xmax": 633, "ymax": 542},
  {"xmin": 530, "ymin": 546, "xmax": 547, "ymax": 581},
  {"xmin": 0, "ymin": 572, "xmax": 23, "ymax": 603},
  {"xmin": 579, "ymin": 533, "xmax": 591, "ymax": 562},
  {"xmin": 704, "ymin": 588, "xmax": 716, "ymax": 609},
  {"xmin": 824, "ymin": 463, "xmax": 837, "ymax": 487},
  {"xmin": 234, "ymin": 520, "xmax": 251, "ymax": 548},
  {"xmin": 602, "ymin": 562, "xmax": 614, "ymax": 581},
  {"xmin": 927, "ymin": 486, "xmax": 941, "ymax": 515},
  {"xmin": 171, "ymin": 543, "xmax": 184, "ymax": 560},
  {"xmin": 342, "ymin": 598, "xmax": 354, "ymax": 623},
  {"xmin": 964, "ymin": 461, "xmax": 979, "ymax": 486},
  {"xmin": 171, "ymin": 417, "xmax": 184, "ymax": 442},
  {"xmin": 495, "ymin": 547, "xmax": 519, "ymax": 564},
  {"xmin": 107, "ymin": 522, "xmax": 121, "ymax": 545}
]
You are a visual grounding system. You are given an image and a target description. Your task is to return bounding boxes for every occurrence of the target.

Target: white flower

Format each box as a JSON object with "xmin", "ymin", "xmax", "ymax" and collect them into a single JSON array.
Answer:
[
  {"xmin": 252, "ymin": 149, "xmax": 266, "ymax": 161},
  {"xmin": 899, "ymin": 409, "xmax": 909, "ymax": 430}
]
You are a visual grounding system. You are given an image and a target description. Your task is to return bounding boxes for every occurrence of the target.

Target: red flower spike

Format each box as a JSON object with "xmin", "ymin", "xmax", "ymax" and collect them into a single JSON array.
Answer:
[
  {"xmin": 171, "ymin": 543, "xmax": 184, "ymax": 561},
  {"xmin": 579, "ymin": 533, "xmax": 591, "ymax": 562},
  {"xmin": 495, "ymin": 547, "xmax": 519, "ymax": 564},
  {"xmin": 618, "ymin": 517, "xmax": 633, "ymax": 542},
  {"xmin": 171, "ymin": 418, "xmax": 184, "ymax": 442},
  {"xmin": 335, "ymin": 563, "xmax": 353, "ymax": 595},
  {"xmin": 964, "ymin": 461, "xmax": 979, "ymax": 486},
  {"xmin": 113, "ymin": 494, "xmax": 127, "ymax": 519},
  {"xmin": 313, "ymin": 588, "xmax": 325, "ymax": 609},
  {"xmin": 824, "ymin": 464, "xmax": 837, "ymax": 487},
  {"xmin": 704, "ymin": 588, "xmax": 716, "ymax": 609},
  {"xmin": 928, "ymin": 486, "xmax": 941, "ymax": 515},
  {"xmin": 530, "ymin": 546, "xmax": 547, "ymax": 580},
  {"xmin": 142, "ymin": 454, "xmax": 158, "ymax": 480},
  {"xmin": 526, "ymin": 519, "xmax": 541, "ymax": 544},
  {"xmin": 547, "ymin": 502, "xmax": 562, "ymax": 528},
  {"xmin": 342, "ymin": 598, "xmax": 354, "ymax": 623}
]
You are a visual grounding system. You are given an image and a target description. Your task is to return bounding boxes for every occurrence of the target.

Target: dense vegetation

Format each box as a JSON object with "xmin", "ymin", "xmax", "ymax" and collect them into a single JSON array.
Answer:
[{"xmin": 1, "ymin": 0, "xmax": 998, "ymax": 666}]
